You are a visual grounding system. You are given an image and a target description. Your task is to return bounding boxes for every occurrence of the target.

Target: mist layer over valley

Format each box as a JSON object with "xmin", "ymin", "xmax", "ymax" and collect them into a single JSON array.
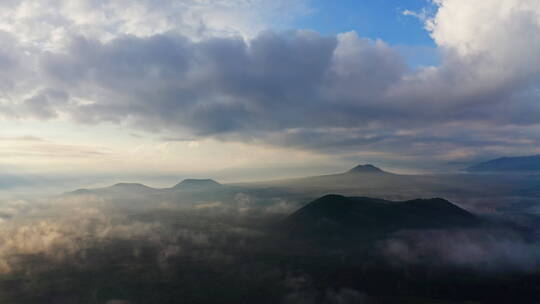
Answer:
[{"xmin": 2, "ymin": 165, "xmax": 540, "ymax": 303}]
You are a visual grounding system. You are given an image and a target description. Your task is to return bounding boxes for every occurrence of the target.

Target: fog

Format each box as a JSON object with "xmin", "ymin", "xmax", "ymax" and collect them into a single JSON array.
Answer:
[
  {"xmin": 0, "ymin": 191, "xmax": 308, "ymax": 303},
  {"xmin": 2, "ymin": 169, "xmax": 540, "ymax": 303}
]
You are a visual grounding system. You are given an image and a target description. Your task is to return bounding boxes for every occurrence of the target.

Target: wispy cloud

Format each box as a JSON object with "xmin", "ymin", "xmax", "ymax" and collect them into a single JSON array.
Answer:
[{"xmin": 0, "ymin": 135, "xmax": 44, "ymax": 141}]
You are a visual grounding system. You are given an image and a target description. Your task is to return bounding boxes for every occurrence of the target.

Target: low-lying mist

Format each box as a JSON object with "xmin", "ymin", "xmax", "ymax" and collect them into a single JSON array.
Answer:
[
  {"xmin": 2, "ymin": 176, "xmax": 540, "ymax": 303},
  {"xmin": 0, "ymin": 192, "xmax": 307, "ymax": 303}
]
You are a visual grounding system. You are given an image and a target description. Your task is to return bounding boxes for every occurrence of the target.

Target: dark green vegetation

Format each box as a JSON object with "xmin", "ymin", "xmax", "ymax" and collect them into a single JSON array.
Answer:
[
  {"xmin": 284, "ymin": 195, "xmax": 479, "ymax": 235},
  {"xmin": 3, "ymin": 165, "xmax": 540, "ymax": 303}
]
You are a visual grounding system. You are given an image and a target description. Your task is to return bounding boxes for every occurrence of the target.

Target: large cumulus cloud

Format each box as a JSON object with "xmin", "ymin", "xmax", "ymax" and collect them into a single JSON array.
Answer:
[{"xmin": 7, "ymin": 30, "xmax": 410, "ymax": 136}]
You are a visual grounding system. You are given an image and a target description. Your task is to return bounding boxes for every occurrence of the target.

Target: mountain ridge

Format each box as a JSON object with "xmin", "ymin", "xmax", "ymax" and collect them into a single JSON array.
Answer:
[
  {"xmin": 466, "ymin": 155, "xmax": 540, "ymax": 172},
  {"xmin": 66, "ymin": 178, "xmax": 223, "ymax": 195}
]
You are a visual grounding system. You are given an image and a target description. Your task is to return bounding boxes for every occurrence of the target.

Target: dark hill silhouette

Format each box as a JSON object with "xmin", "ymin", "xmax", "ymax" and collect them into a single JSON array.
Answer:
[
  {"xmin": 67, "ymin": 179, "xmax": 223, "ymax": 196},
  {"xmin": 67, "ymin": 182, "xmax": 159, "ymax": 196},
  {"xmin": 284, "ymin": 194, "xmax": 479, "ymax": 236},
  {"xmin": 63, "ymin": 178, "xmax": 231, "ymax": 206},
  {"xmin": 110, "ymin": 183, "xmax": 155, "ymax": 190},
  {"xmin": 172, "ymin": 179, "xmax": 222, "ymax": 191},
  {"xmin": 347, "ymin": 164, "xmax": 387, "ymax": 174},
  {"xmin": 466, "ymin": 155, "xmax": 540, "ymax": 172}
]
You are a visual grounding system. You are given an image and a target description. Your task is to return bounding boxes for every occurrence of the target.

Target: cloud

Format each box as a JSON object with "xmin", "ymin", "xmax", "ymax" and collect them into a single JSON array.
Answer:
[
  {"xmin": 0, "ymin": 191, "xmax": 309, "ymax": 303},
  {"xmin": 380, "ymin": 228, "xmax": 540, "ymax": 272},
  {"xmin": 1, "ymin": 0, "xmax": 540, "ymax": 167},
  {"xmin": 402, "ymin": 8, "xmax": 433, "ymax": 22},
  {"xmin": 21, "ymin": 88, "xmax": 69, "ymax": 119},
  {"xmin": 0, "ymin": 135, "xmax": 44, "ymax": 141},
  {"xmin": 0, "ymin": 0, "xmax": 310, "ymax": 49},
  {"xmin": 0, "ymin": 138, "xmax": 110, "ymax": 158},
  {"xmin": 37, "ymin": 30, "xmax": 408, "ymax": 135},
  {"xmin": 0, "ymin": 191, "xmax": 277, "ymax": 276}
]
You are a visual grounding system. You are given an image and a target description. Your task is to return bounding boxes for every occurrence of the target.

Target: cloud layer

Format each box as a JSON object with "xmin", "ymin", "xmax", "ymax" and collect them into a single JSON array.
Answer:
[{"xmin": 1, "ymin": 0, "xmax": 540, "ymax": 167}]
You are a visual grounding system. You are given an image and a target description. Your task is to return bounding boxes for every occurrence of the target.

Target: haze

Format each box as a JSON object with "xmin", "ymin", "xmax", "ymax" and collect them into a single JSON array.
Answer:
[{"xmin": 2, "ymin": 1, "xmax": 540, "ymax": 303}]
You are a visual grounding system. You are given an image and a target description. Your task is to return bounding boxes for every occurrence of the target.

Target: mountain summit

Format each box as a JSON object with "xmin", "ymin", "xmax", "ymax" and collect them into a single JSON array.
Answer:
[
  {"xmin": 110, "ymin": 182, "xmax": 154, "ymax": 190},
  {"xmin": 347, "ymin": 164, "xmax": 386, "ymax": 174},
  {"xmin": 66, "ymin": 182, "xmax": 158, "ymax": 196},
  {"xmin": 172, "ymin": 179, "xmax": 222, "ymax": 190}
]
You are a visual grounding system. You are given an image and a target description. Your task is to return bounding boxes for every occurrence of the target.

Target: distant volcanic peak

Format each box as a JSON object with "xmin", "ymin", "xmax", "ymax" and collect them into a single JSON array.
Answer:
[
  {"xmin": 64, "ymin": 183, "xmax": 155, "ymax": 195},
  {"xmin": 174, "ymin": 178, "xmax": 221, "ymax": 189},
  {"xmin": 112, "ymin": 182, "xmax": 150, "ymax": 188},
  {"xmin": 348, "ymin": 164, "xmax": 385, "ymax": 173},
  {"xmin": 106, "ymin": 183, "xmax": 158, "ymax": 192},
  {"xmin": 69, "ymin": 188, "xmax": 91, "ymax": 195},
  {"xmin": 108, "ymin": 183, "xmax": 156, "ymax": 191}
]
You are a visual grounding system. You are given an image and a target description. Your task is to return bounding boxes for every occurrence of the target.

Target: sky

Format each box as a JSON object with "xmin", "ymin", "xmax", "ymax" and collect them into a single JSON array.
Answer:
[{"xmin": 1, "ymin": 0, "xmax": 540, "ymax": 193}]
